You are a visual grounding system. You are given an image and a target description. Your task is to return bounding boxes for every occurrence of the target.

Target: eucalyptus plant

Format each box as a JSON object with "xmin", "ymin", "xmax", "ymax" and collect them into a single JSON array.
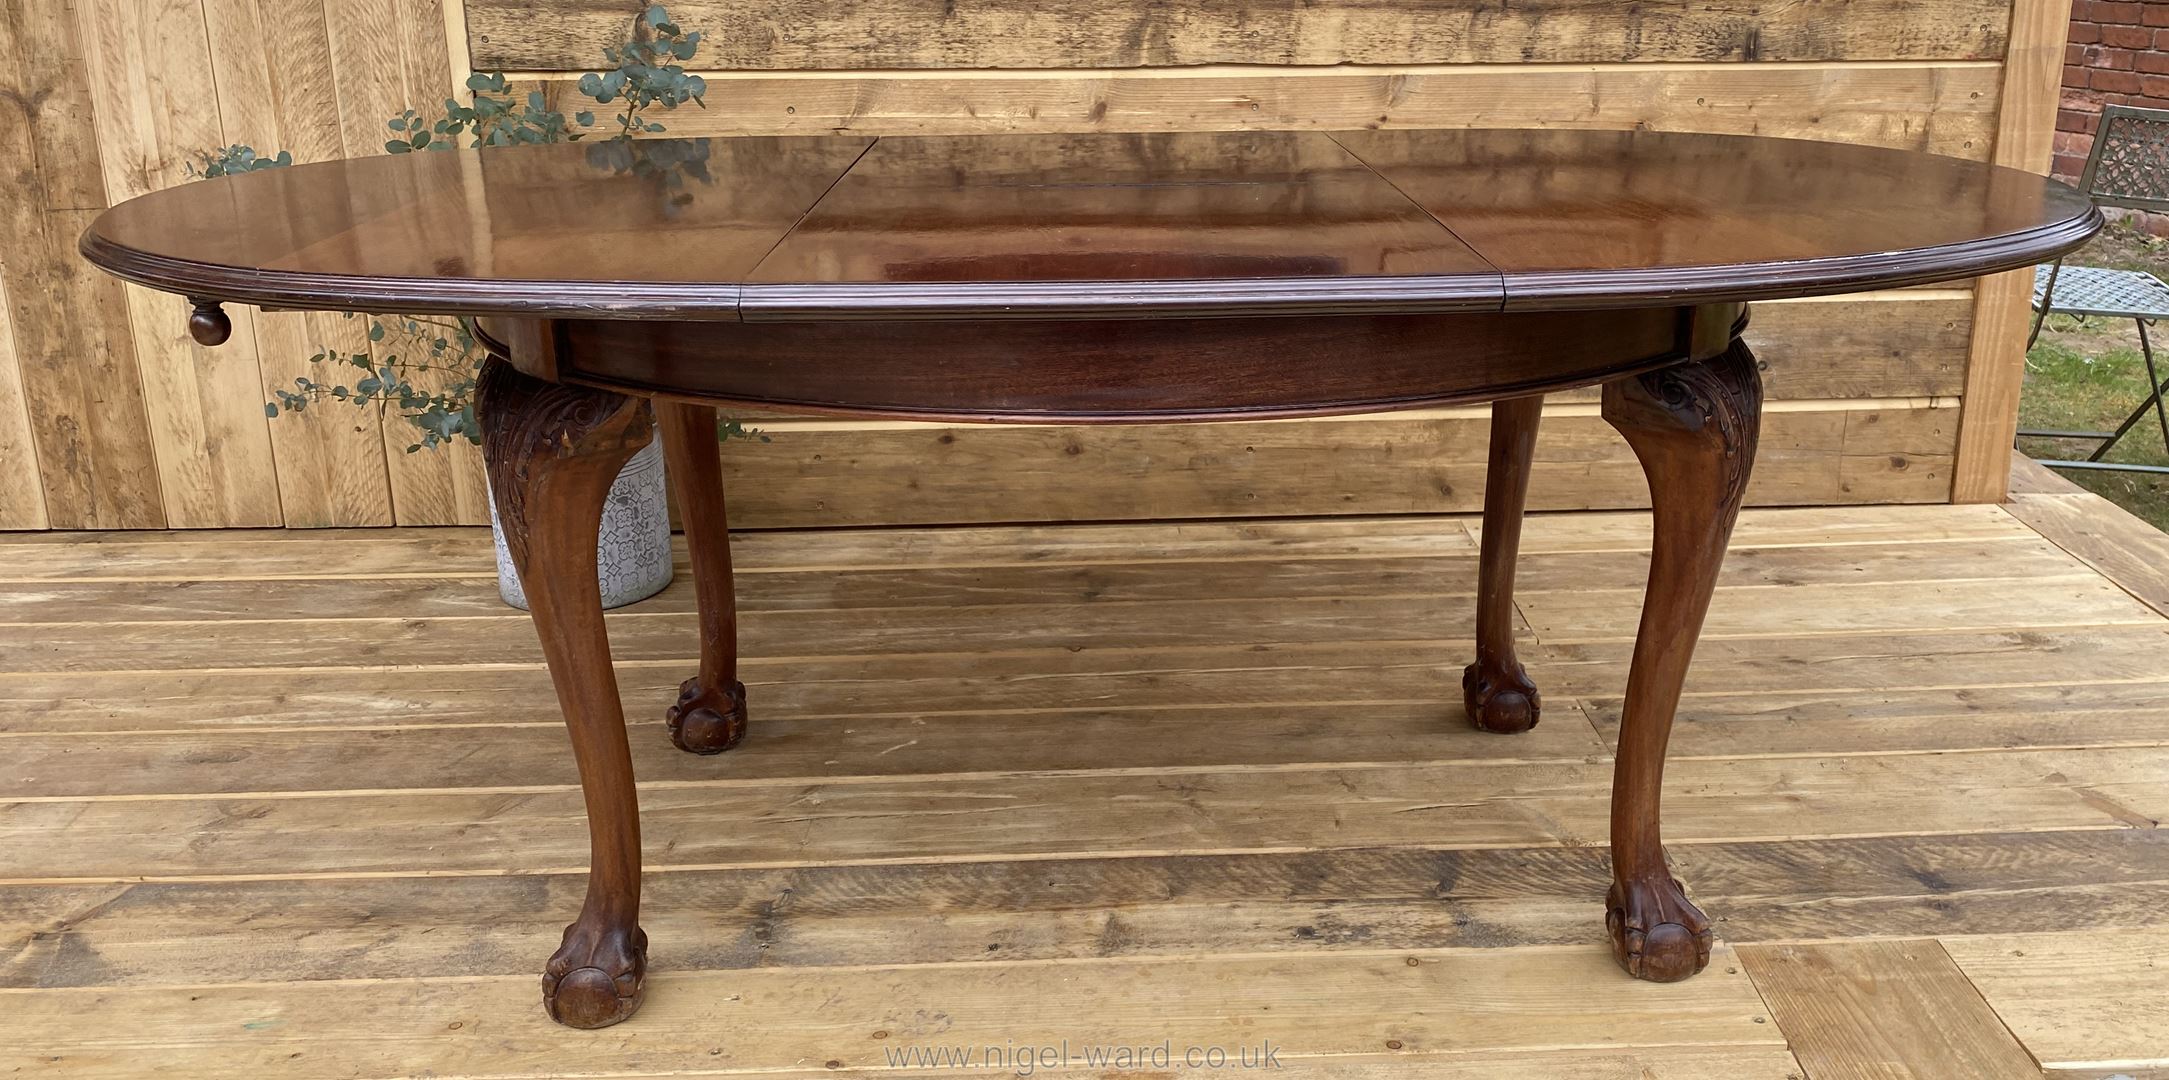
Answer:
[{"xmin": 190, "ymin": 4, "xmax": 759, "ymax": 452}]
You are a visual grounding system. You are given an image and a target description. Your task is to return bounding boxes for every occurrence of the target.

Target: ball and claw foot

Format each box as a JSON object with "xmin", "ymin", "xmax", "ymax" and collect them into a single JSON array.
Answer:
[
  {"xmin": 1606, "ymin": 875, "xmax": 1713, "ymax": 983},
  {"xmin": 543, "ymin": 922, "xmax": 648, "ymax": 1028},
  {"xmin": 1462, "ymin": 661, "xmax": 1541, "ymax": 734},
  {"xmin": 667, "ymin": 676, "xmax": 748, "ymax": 754}
]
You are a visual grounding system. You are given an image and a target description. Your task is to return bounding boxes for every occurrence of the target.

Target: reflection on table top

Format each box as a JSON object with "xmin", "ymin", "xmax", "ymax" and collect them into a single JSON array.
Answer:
[{"xmin": 81, "ymin": 128, "xmax": 2101, "ymax": 320}]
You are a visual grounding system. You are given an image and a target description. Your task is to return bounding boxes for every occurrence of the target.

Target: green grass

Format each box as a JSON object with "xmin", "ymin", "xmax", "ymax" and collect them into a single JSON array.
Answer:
[{"xmin": 2014, "ymin": 220, "xmax": 2169, "ymax": 530}]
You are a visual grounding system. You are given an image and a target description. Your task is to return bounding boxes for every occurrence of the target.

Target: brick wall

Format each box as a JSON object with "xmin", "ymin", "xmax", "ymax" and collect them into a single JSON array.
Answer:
[{"xmin": 2059, "ymin": 0, "xmax": 2169, "ymax": 195}]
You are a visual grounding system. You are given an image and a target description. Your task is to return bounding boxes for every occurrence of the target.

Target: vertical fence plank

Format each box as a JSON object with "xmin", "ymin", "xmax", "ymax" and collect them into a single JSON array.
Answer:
[
  {"xmin": 77, "ymin": 0, "xmax": 283, "ymax": 527},
  {"xmin": 0, "ymin": 0, "xmax": 165, "ymax": 529},
  {"xmin": 0, "ymin": 274, "xmax": 50, "ymax": 529},
  {"xmin": 329, "ymin": 0, "xmax": 488, "ymax": 525},
  {"xmin": 200, "ymin": 0, "xmax": 396, "ymax": 526},
  {"xmin": 1953, "ymin": 0, "xmax": 2079, "ymax": 503}
]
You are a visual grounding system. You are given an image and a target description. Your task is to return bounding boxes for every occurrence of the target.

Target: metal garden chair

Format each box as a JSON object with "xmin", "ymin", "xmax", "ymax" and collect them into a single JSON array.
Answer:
[{"xmin": 2023, "ymin": 103, "xmax": 2169, "ymax": 474}]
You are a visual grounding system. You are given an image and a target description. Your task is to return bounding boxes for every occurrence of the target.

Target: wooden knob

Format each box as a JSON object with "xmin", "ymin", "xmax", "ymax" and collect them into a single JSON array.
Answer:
[{"xmin": 187, "ymin": 300, "xmax": 231, "ymax": 347}]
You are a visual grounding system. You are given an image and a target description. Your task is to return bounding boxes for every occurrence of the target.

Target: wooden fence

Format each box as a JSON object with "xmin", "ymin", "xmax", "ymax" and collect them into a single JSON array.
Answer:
[{"xmin": 0, "ymin": 0, "xmax": 2073, "ymax": 529}]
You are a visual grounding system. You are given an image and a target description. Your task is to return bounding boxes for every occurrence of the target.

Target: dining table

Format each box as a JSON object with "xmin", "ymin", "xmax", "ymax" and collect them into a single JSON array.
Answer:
[{"xmin": 80, "ymin": 126, "xmax": 2101, "ymax": 1028}]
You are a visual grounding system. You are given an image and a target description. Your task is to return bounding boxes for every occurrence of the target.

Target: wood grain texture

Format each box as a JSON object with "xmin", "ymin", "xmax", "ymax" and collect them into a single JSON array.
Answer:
[
  {"xmin": 1586, "ymin": 677, "xmax": 2169, "ymax": 758},
  {"xmin": 91, "ymin": 131, "xmax": 2085, "ymax": 319},
  {"xmin": 524, "ymin": 62, "xmax": 2002, "ymax": 157},
  {"xmin": 469, "ymin": 0, "xmax": 2013, "ymax": 70},
  {"xmin": 76, "ymin": 0, "xmax": 282, "ymax": 528},
  {"xmin": 2004, "ymin": 490, "xmax": 2169, "ymax": 620},
  {"xmin": 0, "ymin": 947, "xmax": 1780, "ymax": 1077},
  {"xmin": 9, "ymin": 830, "xmax": 2166, "ymax": 989},
  {"xmin": 1596, "ymin": 342, "xmax": 1760, "ymax": 983},
  {"xmin": 1, "ymin": 500, "xmax": 2165, "ymax": 1069},
  {"xmin": 657, "ymin": 402, "xmax": 748, "ymax": 754},
  {"xmin": 1953, "ymin": 0, "xmax": 2081, "ymax": 503},
  {"xmin": 1943, "ymin": 928, "xmax": 2169, "ymax": 1075},
  {"xmin": 708, "ymin": 402, "xmax": 1956, "ymax": 528},
  {"xmin": 200, "ymin": 0, "xmax": 395, "ymax": 526},
  {"xmin": 335, "ymin": 0, "xmax": 491, "ymax": 527},
  {"xmin": 1954, "ymin": 269, "xmax": 2039, "ymax": 505},
  {"xmin": 1739, "ymin": 939, "xmax": 2042, "ymax": 1079},
  {"xmin": 585, "ymin": 294, "xmax": 1971, "ymax": 530},
  {"xmin": 64, "ymin": 291, "xmax": 1971, "ymax": 528},
  {"xmin": 363, "ymin": 400, "xmax": 1964, "ymax": 527},
  {"xmin": 1464, "ymin": 396, "xmax": 1543, "ymax": 734},
  {"xmin": 0, "ymin": 271, "xmax": 47, "ymax": 528},
  {"xmin": 559, "ymin": 307, "xmax": 1706, "ymax": 417},
  {"xmin": 1748, "ymin": 294, "xmax": 1974, "ymax": 400},
  {"xmin": 0, "ymin": 500, "xmax": 2028, "ymax": 570},
  {"xmin": 0, "ymin": 0, "xmax": 2056, "ymax": 528},
  {"xmin": 0, "ymin": 537, "xmax": 2082, "ymax": 626},
  {"xmin": 711, "ymin": 293, "xmax": 1957, "ymax": 409},
  {"xmin": 477, "ymin": 357, "xmax": 656, "ymax": 1027},
  {"xmin": 0, "ymin": 0, "xmax": 163, "ymax": 529},
  {"xmin": 2, "ymin": 743, "xmax": 2157, "ymax": 878},
  {"xmin": 2008, "ymin": 450, "xmax": 2087, "ymax": 495}
]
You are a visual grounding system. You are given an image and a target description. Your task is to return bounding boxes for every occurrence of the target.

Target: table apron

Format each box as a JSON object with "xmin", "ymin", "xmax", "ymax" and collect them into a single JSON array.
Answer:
[{"xmin": 476, "ymin": 303, "xmax": 1745, "ymax": 423}]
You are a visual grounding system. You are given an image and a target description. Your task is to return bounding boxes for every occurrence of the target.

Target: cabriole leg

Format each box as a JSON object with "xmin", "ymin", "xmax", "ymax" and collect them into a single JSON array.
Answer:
[
  {"xmin": 1464, "ymin": 395, "xmax": 1544, "ymax": 734},
  {"xmin": 657, "ymin": 401, "xmax": 749, "ymax": 754},
  {"xmin": 479, "ymin": 358, "xmax": 654, "ymax": 1028},
  {"xmin": 1597, "ymin": 340, "xmax": 1762, "ymax": 982}
]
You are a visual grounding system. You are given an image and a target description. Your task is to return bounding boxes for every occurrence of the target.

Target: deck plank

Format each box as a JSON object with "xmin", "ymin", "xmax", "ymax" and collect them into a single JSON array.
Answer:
[
  {"xmin": 0, "ymin": 703, "xmax": 1612, "ymax": 799},
  {"xmin": 9, "ymin": 830, "xmax": 2167, "ymax": 991},
  {"xmin": 0, "ymin": 571, "xmax": 2147, "ymax": 674},
  {"xmin": 0, "ymin": 503, "xmax": 2031, "ymax": 578},
  {"xmin": 0, "ymin": 749, "xmax": 2149, "ymax": 880},
  {"xmin": 2006, "ymin": 490, "xmax": 2169, "ymax": 620},
  {"xmin": 6, "ymin": 626, "xmax": 2166, "ymax": 735},
  {"xmin": 0, "ymin": 946, "xmax": 1780, "ymax": 1078},
  {"xmin": 1943, "ymin": 928, "xmax": 2169, "ymax": 1077},
  {"xmin": 0, "ymin": 503, "xmax": 2163, "ymax": 1076},
  {"xmin": 0, "ymin": 538, "xmax": 2073, "ymax": 623},
  {"xmin": 1739, "ymin": 939, "xmax": 2040, "ymax": 1079},
  {"xmin": 1582, "ymin": 680, "xmax": 2169, "ymax": 757}
]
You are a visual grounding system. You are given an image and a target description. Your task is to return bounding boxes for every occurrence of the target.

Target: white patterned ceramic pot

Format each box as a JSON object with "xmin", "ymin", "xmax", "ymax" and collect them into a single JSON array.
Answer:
[{"xmin": 489, "ymin": 437, "xmax": 674, "ymax": 610}]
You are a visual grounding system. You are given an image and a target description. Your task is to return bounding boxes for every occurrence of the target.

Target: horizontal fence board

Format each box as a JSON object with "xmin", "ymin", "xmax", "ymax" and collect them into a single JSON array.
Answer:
[
  {"xmin": 714, "ymin": 402, "xmax": 1956, "ymax": 528},
  {"xmin": 688, "ymin": 292, "xmax": 1971, "ymax": 530},
  {"xmin": 16, "ymin": 0, "xmax": 2015, "ymax": 529},
  {"xmin": 1748, "ymin": 294, "xmax": 1973, "ymax": 399},
  {"xmin": 471, "ymin": 0, "xmax": 2011, "ymax": 71},
  {"xmin": 524, "ymin": 62, "xmax": 2000, "ymax": 158}
]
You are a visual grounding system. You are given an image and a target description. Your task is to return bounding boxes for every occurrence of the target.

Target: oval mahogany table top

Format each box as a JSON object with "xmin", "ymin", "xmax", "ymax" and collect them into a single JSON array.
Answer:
[{"xmin": 82, "ymin": 128, "xmax": 2099, "ymax": 321}]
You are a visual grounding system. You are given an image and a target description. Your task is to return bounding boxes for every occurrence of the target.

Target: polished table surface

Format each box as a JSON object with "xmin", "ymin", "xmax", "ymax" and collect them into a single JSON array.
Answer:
[
  {"xmin": 79, "ymin": 128, "xmax": 2101, "ymax": 1030},
  {"xmin": 83, "ymin": 128, "xmax": 2098, "ymax": 320}
]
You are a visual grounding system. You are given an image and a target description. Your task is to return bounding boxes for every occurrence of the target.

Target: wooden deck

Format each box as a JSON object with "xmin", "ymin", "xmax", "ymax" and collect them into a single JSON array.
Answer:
[{"xmin": 3, "ymin": 457, "xmax": 2167, "ymax": 1078}]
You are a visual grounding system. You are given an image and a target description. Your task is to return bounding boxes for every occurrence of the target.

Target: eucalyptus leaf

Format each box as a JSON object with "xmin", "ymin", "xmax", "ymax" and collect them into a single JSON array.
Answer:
[{"xmin": 215, "ymin": 5, "xmax": 740, "ymax": 453}]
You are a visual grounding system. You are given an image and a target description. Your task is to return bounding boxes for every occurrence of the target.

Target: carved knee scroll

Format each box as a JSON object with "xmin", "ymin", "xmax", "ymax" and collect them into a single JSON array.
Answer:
[
  {"xmin": 478, "ymin": 358, "xmax": 657, "ymax": 1027},
  {"xmin": 1597, "ymin": 339, "xmax": 1762, "ymax": 983},
  {"xmin": 480, "ymin": 358, "xmax": 655, "ymax": 580}
]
